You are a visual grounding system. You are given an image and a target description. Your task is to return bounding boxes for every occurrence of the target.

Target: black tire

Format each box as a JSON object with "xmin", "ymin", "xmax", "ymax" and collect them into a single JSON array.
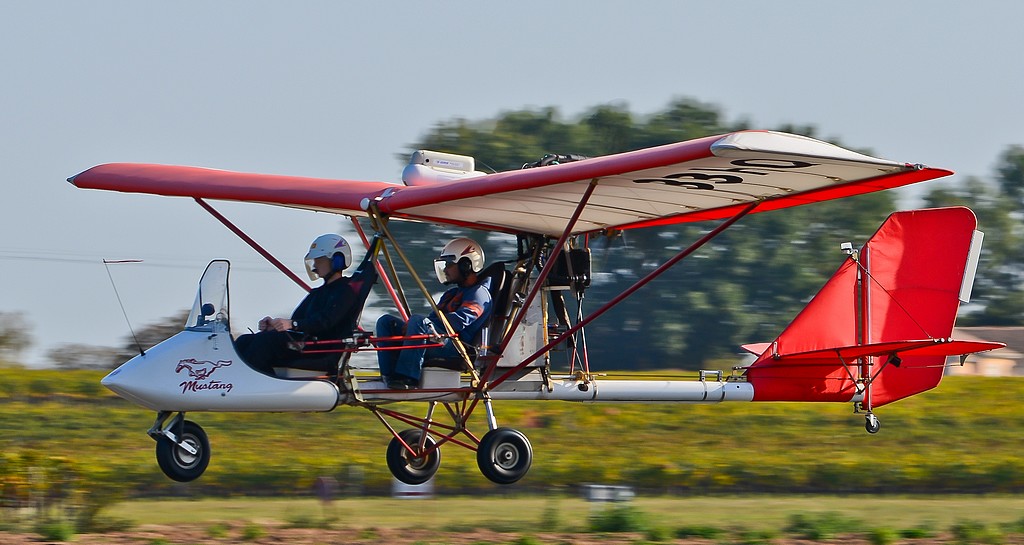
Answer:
[
  {"xmin": 155, "ymin": 420, "xmax": 210, "ymax": 482},
  {"xmin": 477, "ymin": 427, "xmax": 532, "ymax": 485},
  {"xmin": 386, "ymin": 429, "xmax": 440, "ymax": 485},
  {"xmin": 865, "ymin": 415, "xmax": 881, "ymax": 434}
]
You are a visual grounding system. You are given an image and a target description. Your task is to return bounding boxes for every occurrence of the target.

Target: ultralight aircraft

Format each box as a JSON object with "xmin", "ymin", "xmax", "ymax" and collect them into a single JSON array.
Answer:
[{"xmin": 70, "ymin": 130, "xmax": 1004, "ymax": 485}]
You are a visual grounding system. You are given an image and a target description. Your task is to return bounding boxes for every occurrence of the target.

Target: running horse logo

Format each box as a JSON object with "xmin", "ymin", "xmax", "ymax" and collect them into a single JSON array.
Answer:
[{"xmin": 175, "ymin": 358, "xmax": 233, "ymax": 380}]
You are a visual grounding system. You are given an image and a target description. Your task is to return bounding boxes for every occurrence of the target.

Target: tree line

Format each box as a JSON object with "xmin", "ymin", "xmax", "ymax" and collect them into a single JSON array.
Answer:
[{"xmin": 6, "ymin": 98, "xmax": 1022, "ymax": 370}]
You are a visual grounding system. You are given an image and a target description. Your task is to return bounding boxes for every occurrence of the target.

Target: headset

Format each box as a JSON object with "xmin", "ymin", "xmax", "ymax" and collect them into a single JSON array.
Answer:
[
  {"xmin": 457, "ymin": 256, "xmax": 473, "ymax": 276},
  {"xmin": 332, "ymin": 253, "xmax": 347, "ymax": 273}
]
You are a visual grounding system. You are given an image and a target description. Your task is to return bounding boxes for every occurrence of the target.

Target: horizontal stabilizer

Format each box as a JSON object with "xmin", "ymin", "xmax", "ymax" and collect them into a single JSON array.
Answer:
[
  {"xmin": 741, "ymin": 342, "xmax": 772, "ymax": 355},
  {"xmin": 746, "ymin": 339, "xmax": 1004, "ymax": 366}
]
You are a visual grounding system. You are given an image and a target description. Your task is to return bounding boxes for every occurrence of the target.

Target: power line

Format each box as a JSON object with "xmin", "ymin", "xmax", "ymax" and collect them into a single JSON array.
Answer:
[{"xmin": 0, "ymin": 251, "xmax": 284, "ymax": 273}]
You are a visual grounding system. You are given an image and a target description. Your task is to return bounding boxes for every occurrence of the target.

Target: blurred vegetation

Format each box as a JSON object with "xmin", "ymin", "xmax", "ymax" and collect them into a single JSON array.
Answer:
[
  {"xmin": 924, "ymin": 144, "xmax": 1024, "ymax": 326},
  {"xmin": 8, "ymin": 494, "xmax": 1024, "ymax": 542},
  {"xmin": 1, "ymin": 368, "xmax": 1022, "ymax": 506},
  {"xmin": 0, "ymin": 311, "xmax": 32, "ymax": 362}
]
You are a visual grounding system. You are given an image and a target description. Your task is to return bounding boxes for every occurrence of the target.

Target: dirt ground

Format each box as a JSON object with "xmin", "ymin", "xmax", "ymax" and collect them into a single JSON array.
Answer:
[{"xmin": 4, "ymin": 526, "xmax": 1024, "ymax": 545}]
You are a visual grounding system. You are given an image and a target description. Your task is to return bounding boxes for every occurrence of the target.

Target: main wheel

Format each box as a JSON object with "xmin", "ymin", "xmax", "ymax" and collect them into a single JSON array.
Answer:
[
  {"xmin": 477, "ymin": 427, "xmax": 532, "ymax": 485},
  {"xmin": 386, "ymin": 429, "xmax": 440, "ymax": 485},
  {"xmin": 155, "ymin": 419, "xmax": 210, "ymax": 482}
]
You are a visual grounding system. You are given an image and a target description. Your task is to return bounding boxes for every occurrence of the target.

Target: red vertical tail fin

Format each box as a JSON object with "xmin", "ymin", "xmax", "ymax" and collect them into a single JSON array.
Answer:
[{"xmin": 745, "ymin": 207, "xmax": 994, "ymax": 406}]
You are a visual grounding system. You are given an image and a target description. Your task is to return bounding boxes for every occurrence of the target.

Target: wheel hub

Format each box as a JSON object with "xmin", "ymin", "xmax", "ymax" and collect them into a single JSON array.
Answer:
[
  {"xmin": 495, "ymin": 444, "xmax": 519, "ymax": 469},
  {"xmin": 405, "ymin": 450, "xmax": 430, "ymax": 470},
  {"xmin": 176, "ymin": 437, "xmax": 201, "ymax": 467}
]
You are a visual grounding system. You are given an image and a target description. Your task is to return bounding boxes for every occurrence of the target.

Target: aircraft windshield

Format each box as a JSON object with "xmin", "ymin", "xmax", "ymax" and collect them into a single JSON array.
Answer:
[{"xmin": 185, "ymin": 260, "xmax": 230, "ymax": 331}]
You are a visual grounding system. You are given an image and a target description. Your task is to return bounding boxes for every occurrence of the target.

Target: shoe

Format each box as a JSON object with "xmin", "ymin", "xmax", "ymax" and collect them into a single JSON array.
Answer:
[{"xmin": 386, "ymin": 375, "xmax": 418, "ymax": 390}]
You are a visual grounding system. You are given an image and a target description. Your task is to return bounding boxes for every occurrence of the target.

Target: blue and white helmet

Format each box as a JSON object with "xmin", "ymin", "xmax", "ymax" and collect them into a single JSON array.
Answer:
[{"xmin": 304, "ymin": 234, "xmax": 351, "ymax": 280}]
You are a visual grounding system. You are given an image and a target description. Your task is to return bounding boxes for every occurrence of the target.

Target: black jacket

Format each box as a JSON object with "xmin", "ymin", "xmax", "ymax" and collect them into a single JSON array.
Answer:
[{"xmin": 290, "ymin": 277, "xmax": 358, "ymax": 339}]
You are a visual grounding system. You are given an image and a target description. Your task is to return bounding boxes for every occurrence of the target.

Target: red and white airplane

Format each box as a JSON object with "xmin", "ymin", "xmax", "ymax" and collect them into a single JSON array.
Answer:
[{"xmin": 71, "ymin": 130, "xmax": 1003, "ymax": 485}]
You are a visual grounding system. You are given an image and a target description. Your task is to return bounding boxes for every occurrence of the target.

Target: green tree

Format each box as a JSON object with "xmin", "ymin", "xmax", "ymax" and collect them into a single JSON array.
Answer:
[
  {"xmin": 923, "ymin": 147, "xmax": 1024, "ymax": 325},
  {"xmin": 99, "ymin": 310, "xmax": 190, "ymax": 368},
  {"xmin": 996, "ymin": 145, "xmax": 1024, "ymax": 207},
  {"xmin": 0, "ymin": 311, "xmax": 32, "ymax": 364},
  {"xmin": 46, "ymin": 343, "xmax": 121, "ymax": 370}
]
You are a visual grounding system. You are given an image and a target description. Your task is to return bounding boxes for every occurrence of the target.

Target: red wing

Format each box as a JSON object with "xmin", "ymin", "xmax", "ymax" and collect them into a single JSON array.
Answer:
[
  {"xmin": 69, "ymin": 163, "xmax": 396, "ymax": 215},
  {"xmin": 376, "ymin": 131, "xmax": 951, "ymax": 235},
  {"xmin": 70, "ymin": 131, "xmax": 952, "ymax": 236}
]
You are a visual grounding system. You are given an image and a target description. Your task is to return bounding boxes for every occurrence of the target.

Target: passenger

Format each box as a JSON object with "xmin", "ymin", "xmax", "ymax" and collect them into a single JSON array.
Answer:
[
  {"xmin": 235, "ymin": 234, "xmax": 361, "ymax": 376},
  {"xmin": 376, "ymin": 237, "xmax": 492, "ymax": 389}
]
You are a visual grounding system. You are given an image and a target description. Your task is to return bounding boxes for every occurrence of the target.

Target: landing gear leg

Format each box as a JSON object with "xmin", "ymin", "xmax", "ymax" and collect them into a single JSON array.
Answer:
[{"xmin": 483, "ymin": 396, "xmax": 498, "ymax": 431}]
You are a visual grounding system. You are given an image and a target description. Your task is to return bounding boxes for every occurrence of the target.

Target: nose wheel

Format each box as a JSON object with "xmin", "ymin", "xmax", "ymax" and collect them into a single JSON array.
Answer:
[{"xmin": 153, "ymin": 417, "xmax": 211, "ymax": 482}]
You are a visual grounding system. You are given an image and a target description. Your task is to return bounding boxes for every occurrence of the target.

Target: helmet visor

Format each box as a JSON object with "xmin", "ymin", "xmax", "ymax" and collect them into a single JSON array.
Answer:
[
  {"xmin": 304, "ymin": 257, "xmax": 320, "ymax": 281},
  {"xmin": 433, "ymin": 256, "xmax": 457, "ymax": 284}
]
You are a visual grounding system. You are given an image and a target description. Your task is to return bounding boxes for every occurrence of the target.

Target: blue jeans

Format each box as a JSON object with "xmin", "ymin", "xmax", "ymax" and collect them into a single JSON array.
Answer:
[{"xmin": 375, "ymin": 314, "xmax": 462, "ymax": 380}]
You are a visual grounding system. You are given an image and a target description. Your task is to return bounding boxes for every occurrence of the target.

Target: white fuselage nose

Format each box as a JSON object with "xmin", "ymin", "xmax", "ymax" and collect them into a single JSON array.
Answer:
[{"xmin": 101, "ymin": 324, "xmax": 339, "ymax": 413}]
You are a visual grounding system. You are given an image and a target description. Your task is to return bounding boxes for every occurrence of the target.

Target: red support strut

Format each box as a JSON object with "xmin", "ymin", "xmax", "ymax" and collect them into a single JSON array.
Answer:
[{"xmin": 194, "ymin": 198, "xmax": 311, "ymax": 292}]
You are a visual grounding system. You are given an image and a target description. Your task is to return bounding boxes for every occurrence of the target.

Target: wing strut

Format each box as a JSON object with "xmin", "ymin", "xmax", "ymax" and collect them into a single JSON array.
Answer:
[
  {"xmin": 488, "ymin": 201, "xmax": 761, "ymax": 389},
  {"xmin": 349, "ymin": 217, "xmax": 409, "ymax": 322},
  {"xmin": 193, "ymin": 198, "xmax": 311, "ymax": 292},
  {"xmin": 368, "ymin": 204, "xmax": 481, "ymax": 381}
]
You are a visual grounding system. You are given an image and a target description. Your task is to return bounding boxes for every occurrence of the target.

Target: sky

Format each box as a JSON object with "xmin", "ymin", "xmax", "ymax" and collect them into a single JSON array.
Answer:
[{"xmin": 1, "ymin": 1, "xmax": 1022, "ymax": 368}]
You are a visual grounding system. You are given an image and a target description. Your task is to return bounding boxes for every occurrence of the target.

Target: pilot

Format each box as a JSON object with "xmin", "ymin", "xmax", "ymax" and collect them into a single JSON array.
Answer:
[
  {"xmin": 375, "ymin": 237, "xmax": 492, "ymax": 389},
  {"xmin": 235, "ymin": 233, "xmax": 360, "ymax": 375}
]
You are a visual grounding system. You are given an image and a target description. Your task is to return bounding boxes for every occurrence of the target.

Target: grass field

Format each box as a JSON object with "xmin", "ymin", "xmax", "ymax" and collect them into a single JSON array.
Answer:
[{"xmin": 103, "ymin": 495, "xmax": 1024, "ymax": 530}]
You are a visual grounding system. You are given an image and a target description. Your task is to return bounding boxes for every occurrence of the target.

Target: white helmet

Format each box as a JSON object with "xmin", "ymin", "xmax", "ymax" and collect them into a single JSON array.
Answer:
[
  {"xmin": 304, "ymin": 234, "xmax": 352, "ymax": 281},
  {"xmin": 434, "ymin": 237, "xmax": 485, "ymax": 284}
]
